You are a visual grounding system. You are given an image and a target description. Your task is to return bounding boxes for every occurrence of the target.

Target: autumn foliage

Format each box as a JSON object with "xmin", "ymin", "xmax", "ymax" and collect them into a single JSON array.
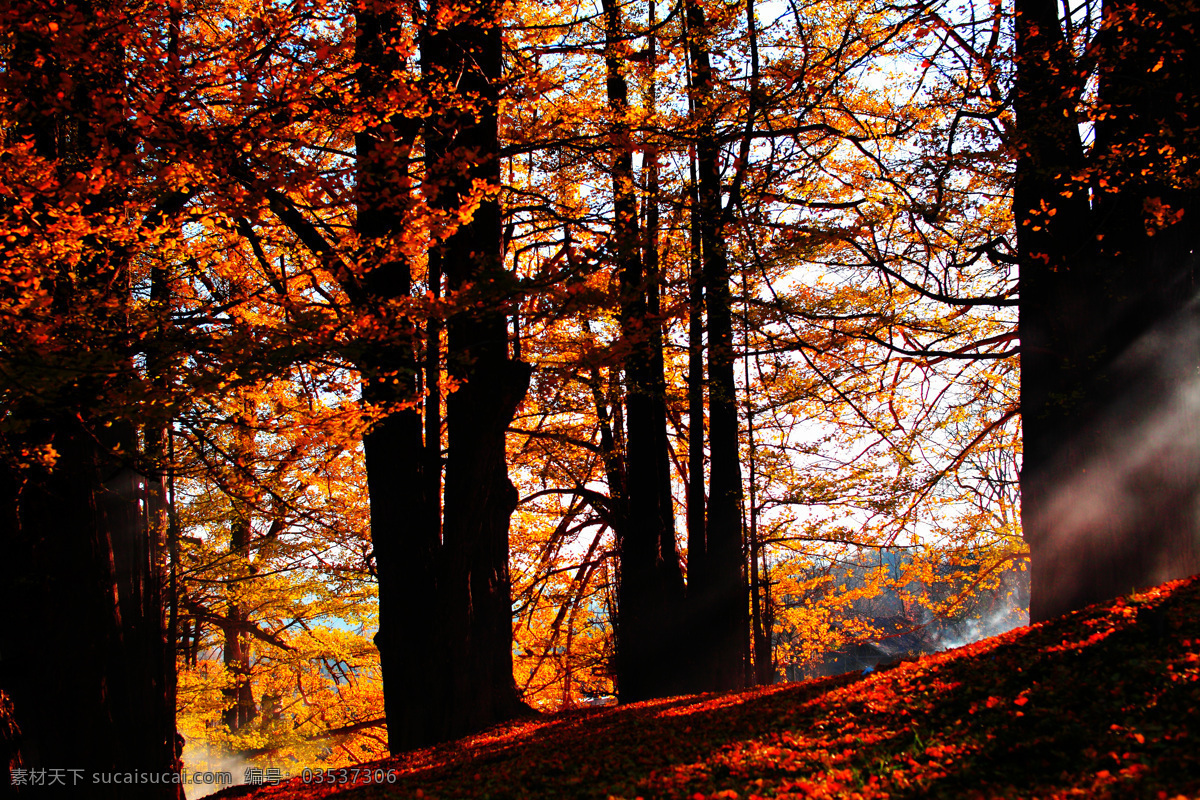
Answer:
[{"xmin": 2, "ymin": 0, "xmax": 1198, "ymax": 790}]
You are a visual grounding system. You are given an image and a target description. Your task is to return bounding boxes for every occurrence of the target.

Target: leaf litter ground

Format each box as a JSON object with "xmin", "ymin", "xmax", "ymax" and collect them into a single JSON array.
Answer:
[{"xmin": 220, "ymin": 575, "xmax": 1200, "ymax": 800}]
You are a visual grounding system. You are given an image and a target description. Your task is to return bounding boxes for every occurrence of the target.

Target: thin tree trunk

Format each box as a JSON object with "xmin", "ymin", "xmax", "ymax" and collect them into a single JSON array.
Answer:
[
  {"xmin": 642, "ymin": 0, "xmax": 688, "ymax": 699},
  {"xmin": 685, "ymin": 0, "xmax": 747, "ymax": 692},
  {"xmin": 743, "ymin": 279, "xmax": 771, "ymax": 685},
  {"xmin": 641, "ymin": 3, "xmax": 682, "ymax": 631},
  {"xmin": 685, "ymin": 150, "xmax": 708, "ymax": 688},
  {"xmin": 222, "ymin": 399, "xmax": 257, "ymax": 733},
  {"xmin": 146, "ymin": 252, "xmax": 183, "ymax": 793}
]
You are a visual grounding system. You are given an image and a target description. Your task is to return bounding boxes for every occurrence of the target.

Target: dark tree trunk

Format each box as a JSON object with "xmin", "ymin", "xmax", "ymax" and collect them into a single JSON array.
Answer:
[
  {"xmin": 685, "ymin": 0, "xmax": 748, "ymax": 692},
  {"xmin": 145, "ymin": 169, "xmax": 183, "ymax": 781},
  {"xmin": 145, "ymin": 300, "xmax": 177, "ymax": 782},
  {"xmin": 358, "ymin": 0, "xmax": 529, "ymax": 750},
  {"xmin": 425, "ymin": 0, "xmax": 532, "ymax": 736},
  {"xmin": 745, "ymin": 352, "xmax": 772, "ymax": 685},
  {"xmin": 686, "ymin": 156, "xmax": 708, "ymax": 682},
  {"xmin": 1018, "ymin": 0, "xmax": 1200, "ymax": 622},
  {"xmin": 603, "ymin": 0, "xmax": 687, "ymax": 703},
  {"xmin": 222, "ymin": 405, "xmax": 257, "ymax": 732},
  {"xmin": 2, "ymin": 432, "xmax": 176, "ymax": 798},
  {"xmin": 0, "ymin": 2, "xmax": 180, "ymax": 794},
  {"xmin": 354, "ymin": 0, "xmax": 445, "ymax": 752},
  {"xmin": 641, "ymin": 10, "xmax": 682, "ymax": 646}
]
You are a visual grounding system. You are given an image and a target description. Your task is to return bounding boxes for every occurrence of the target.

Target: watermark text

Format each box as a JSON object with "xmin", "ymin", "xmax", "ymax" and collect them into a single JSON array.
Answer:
[{"xmin": 9, "ymin": 769, "xmax": 235, "ymax": 787}]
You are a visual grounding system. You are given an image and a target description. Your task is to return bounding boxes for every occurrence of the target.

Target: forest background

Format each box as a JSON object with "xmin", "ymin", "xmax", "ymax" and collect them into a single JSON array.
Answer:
[{"xmin": 6, "ymin": 0, "xmax": 1193, "ymax": 792}]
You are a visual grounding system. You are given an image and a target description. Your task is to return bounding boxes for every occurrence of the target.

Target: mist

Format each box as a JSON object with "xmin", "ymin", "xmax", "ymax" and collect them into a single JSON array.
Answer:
[{"xmin": 1024, "ymin": 295, "xmax": 1200, "ymax": 620}]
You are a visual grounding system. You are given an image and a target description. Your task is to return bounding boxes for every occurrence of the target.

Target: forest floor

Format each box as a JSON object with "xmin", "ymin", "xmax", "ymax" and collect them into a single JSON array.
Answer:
[{"xmin": 221, "ymin": 575, "xmax": 1200, "ymax": 800}]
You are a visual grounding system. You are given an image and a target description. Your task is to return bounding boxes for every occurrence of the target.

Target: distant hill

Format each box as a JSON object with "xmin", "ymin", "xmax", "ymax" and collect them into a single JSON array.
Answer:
[{"xmin": 220, "ymin": 575, "xmax": 1200, "ymax": 799}]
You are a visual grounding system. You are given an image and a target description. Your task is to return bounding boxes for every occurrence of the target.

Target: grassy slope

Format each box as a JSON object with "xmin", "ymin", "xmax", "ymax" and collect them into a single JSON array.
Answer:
[{"xmin": 225, "ymin": 575, "xmax": 1200, "ymax": 800}]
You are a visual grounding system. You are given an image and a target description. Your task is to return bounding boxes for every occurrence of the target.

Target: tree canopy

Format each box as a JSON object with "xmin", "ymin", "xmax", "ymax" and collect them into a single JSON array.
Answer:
[{"xmin": 2, "ymin": 0, "xmax": 1196, "ymax": 788}]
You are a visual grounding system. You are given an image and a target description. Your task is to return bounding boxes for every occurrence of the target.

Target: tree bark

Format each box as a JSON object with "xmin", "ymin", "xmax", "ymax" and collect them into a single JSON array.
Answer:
[
  {"xmin": 358, "ymin": 0, "xmax": 530, "ymax": 748},
  {"xmin": 686, "ymin": 153, "xmax": 708, "ymax": 683},
  {"xmin": 425, "ymin": 0, "xmax": 532, "ymax": 738},
  {"xmin": 354, "ymin": 0, "xmax": 446, "ymax": 752},
  {"xmin": 222, "ymin": 401, "xmax": 257, "ymax": 733},
  {"xmin": 685, "ymin": 0, "xmax": 748, "ymax": 692},
  {"xmin": 603, "ymin": 0, "xmax": 687, "ymax": 703}
]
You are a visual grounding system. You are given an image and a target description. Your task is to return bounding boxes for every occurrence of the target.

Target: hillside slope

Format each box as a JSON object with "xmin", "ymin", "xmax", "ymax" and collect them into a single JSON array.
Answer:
[{"xmin": 222, "ymin": 576, "xmax": 1200, "ymax": 800}]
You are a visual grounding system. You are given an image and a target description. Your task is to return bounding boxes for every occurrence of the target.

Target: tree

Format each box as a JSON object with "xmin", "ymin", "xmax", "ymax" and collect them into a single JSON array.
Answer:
[
  {"xmin": 352, "ymin": 0, "xmax": 440, "ymax": 752},
  {"xmin": 424, "ymin": 0, "xmax": 533, "ymax": 740},
  {"xmin": 602, "ymin": 0, "xmax": 688, "ymax": 703},
  {"xmin": 683, "ymin": 0, "xmax": 750, "ymax": 693},
  {"xmin": 224, "ymin": 0, "xmax": 535, "ymax": 750},
  {"xmin": 1017, "ymin": 0, "xmax": 1200, "ymax": 621},
  {"xmin": 171, "ymin": 373, "xmax": 386, "ymax": 771},
  {"xmin": 0, "ymin": 1, "xmax": 183, "ymax": 793},
  {"xmin": 355, "ymin": 0, "xmax": 532, "ymax": 749}
]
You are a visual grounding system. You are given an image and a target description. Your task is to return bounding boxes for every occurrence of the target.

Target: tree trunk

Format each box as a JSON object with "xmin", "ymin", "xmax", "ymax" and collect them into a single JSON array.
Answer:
[
  {"xmin": 686, "ymin": 154, "xmax": 708, "ymax": 686},
  {"xmin": 222, "ymin": 402, "xmax": 257, "ymax": 733},
  {"xmin": 745, "ymin": 316, "xmax": 771, "ymax": 685},
  {"xmin": 685, "ymin": 0, "xmax": 748, "ymax": 692},
  {"xmin": 360, "ymin": 0, "xmax": 530, "ymax": 744},
  {"xmin": 1018, "ymin": 0, "xmax": 1200, "ymax": 622},
  {"xmin": 146, "ymin": 247, "xmax": 182, "ymax": 783},
  {"xmin": 425, "ymin": 0, "xmax": 531, "ymax": 738},
  {"xmin": 603, "ymin": 0, "xmax": 687, "ymax": 703},
  {"xmin": 354, "ymin": 0, "xmax": 444, "ymax": 752},
  {"xmin": 0, "ymin": 2, "xmax": 180, "ymax": 794}
]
